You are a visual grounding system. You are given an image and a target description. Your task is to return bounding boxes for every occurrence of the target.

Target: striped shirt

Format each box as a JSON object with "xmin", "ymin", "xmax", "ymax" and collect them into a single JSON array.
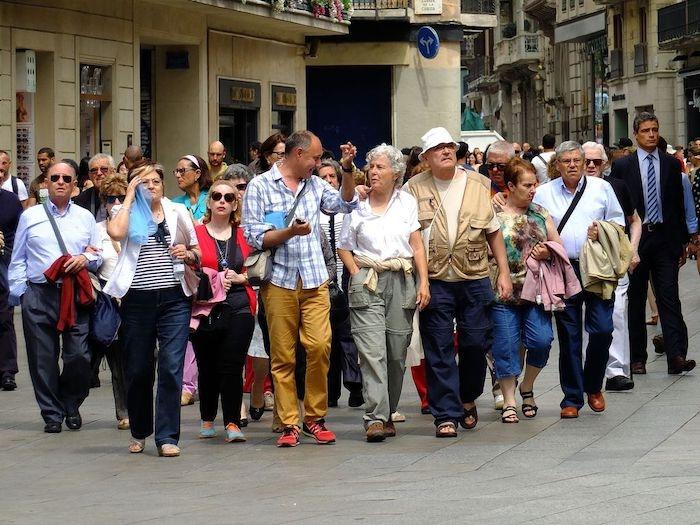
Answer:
[
  {"xmin": 130, "ymin": 221, "xmax": 179, "ymax": 290},
  {"xmin": 242, "ymin": 163, "xmax": 358, "ymax": 290}
]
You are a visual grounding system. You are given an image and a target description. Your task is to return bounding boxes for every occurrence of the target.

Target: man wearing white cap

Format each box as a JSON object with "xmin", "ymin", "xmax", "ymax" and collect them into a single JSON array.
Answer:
[{"xmin": 403, "ymin": 127, "xmax": 512, "ymax": 437}]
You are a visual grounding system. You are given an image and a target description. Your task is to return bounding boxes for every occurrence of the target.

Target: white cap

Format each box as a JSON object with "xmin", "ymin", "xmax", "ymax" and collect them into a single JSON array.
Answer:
[{"xmin": 420, "ymin": 127, "xmax": 457, "ymax": 159}]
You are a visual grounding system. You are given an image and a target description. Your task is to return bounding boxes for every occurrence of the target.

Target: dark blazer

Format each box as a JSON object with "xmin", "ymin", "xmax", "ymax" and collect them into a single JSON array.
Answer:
[
  {"xmin": 610, "ymin": 150, "xmax": 688, "ymax": 250},
  {"xmin": 73, "ymin": 186, "xmax": 102, "ymax": 218}
]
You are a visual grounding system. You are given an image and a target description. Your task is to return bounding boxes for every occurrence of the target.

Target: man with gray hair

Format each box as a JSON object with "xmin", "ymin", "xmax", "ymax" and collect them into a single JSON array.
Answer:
[
  {"xmin": 533, "ymin": 141, "xmax": 625, "ymax": 418},
  {"xmin": 485, "ymin": 140, "xmax": 516, "ymax": 196},
  {"xmin": 73, "ymin": 153, "xmax": 116, "ymax": 222}
]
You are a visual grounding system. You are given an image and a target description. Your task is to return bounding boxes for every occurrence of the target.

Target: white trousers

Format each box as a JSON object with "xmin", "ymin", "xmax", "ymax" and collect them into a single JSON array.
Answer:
[{"xmin": 606, "ymin": 273, "xmax": 630, "ymax": 379}]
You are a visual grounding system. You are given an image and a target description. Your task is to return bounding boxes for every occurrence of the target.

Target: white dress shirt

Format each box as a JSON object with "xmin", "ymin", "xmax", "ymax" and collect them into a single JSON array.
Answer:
[
  {"xmin": 637, "ymin": 147, "xmax": 662, "ymax": 223},
  {"xmin": 338, "ymin": 190, "xmax": 420, "ymax": 260},
  {"xmin": 533, "ymin": 175, "xmax": 625, "ymax": 260},
  {"xmin": 9, "ymin": 200, "xmax": 101, "ymax": 299}
]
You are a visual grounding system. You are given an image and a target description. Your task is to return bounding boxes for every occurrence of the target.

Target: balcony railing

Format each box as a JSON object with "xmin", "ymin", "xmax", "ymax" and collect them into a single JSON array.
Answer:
[
  {"xmin": 658, "ymin": 0, "xmax": 700, "ymax": 45},
  {"xmin": 634, "ymin": 43, "xmax": 647, "ymax": 74},
  {"xmin": 609, "ymin": 48, "xmax": 623, "ymax": 79},
  {"xmin": 352, "ymin": 0, "xmax": 409, "ymax": 8},
  {"xmin": 522, "ymin": 0, "xmax": 556, "ymax": 23},
  {"xmin": 461, "ymin": 0, "xmax": 496, "ymax": 14},
  {"xmin": 494, "ymin": 32, "xmax": 545, "ymax": 70}
]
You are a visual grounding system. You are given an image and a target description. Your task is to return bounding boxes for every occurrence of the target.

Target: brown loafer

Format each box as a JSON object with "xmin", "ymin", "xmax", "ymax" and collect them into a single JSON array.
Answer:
[
  {"xmin": 668, "ymin": 356, "xmax": 696, "ymax": 375},
  {"xmin": 560, "ymin": 406, "xmax": 579, "ymax": 419},
  {"xmin": 587, "ymin": 392, "xmax": 605, "ymax": 412},
  {"xmin": 366, "ymin": 421, "xmax": 385, "ymax": 442},
  {"xmin": 384, "ymin": 421, "xmax": 396, "ymax": 437},
  {"xmin": 631, "ymin": 361, "xmax": 647, "ymax": 375}
]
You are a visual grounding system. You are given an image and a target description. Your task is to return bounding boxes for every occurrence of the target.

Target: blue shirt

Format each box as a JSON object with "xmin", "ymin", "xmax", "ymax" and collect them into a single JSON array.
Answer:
[
  {"xmin": 636, "ymin": 147, "xmax": 662, "ymax": 223},
  {"xmin": 533, "ymin": 175, "xmax": 625, "ymax": 260},
  {"xmin": 682, "ymin": 173, "xmax": 698, "ymax": 234},
  {"xmin": 172, "ymin": 191, "xmax": 209, "ymax": 221},
  {"xmin": 9, "ymin": 200, "xmax": 102, "ymax": 300},
  {"xmin": 242, "ymin": 163, "xmax": 358, "ymax": 290}
]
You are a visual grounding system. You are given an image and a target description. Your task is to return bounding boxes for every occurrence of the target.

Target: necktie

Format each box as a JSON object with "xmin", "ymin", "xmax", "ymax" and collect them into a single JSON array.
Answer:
[{"xmin": 646, "ymin": 154, "xmax": 660, "ymax": 223}]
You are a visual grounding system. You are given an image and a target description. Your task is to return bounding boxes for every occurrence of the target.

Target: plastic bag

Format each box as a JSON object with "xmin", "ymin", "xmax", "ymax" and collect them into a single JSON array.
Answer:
[{"xmin": 128, "ymin": 185, "xmax": 156, "ymax": 245}]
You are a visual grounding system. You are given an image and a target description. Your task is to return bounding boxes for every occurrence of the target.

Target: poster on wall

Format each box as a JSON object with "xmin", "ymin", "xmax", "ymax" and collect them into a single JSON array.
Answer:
[{"xmin": 15, "ymin": 92, "xmax": 35, "ymax": 186}]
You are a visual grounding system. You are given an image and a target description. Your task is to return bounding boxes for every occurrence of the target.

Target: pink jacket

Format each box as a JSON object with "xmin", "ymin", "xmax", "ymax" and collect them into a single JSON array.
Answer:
[
  {"xmin": 520, "ymin": 241, "xmax": 582, "ymax": 311},
  {"xmin": 190, "ymin": 267, "xmax": 227, "ymax": 331}
]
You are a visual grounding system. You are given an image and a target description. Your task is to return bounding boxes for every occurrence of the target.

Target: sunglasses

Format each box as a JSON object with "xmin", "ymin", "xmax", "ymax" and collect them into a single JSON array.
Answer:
[
  {"xmin": 210, "ymin": 191, "xmax": 236, "ymax": 203},
  {"xmin": 50, "ymin": 174, "xmax": 73, "ymax": 183},
  {"xmin": 486, "ymin": 162, "xmax": 508, "ymax": 171},
  {"xmin": 106, "ymin": 194, "xmax": 126, "ymax": 204},
  {"xmin": 514, "ymin": 150, "xmax": 522, "ymax": 155},
  {"xmin": 236, "ymin": 183, "xmax": 248, "ymax": 191},
  {"xmin": 585, "ymin": 158, "xmax": 604, "ymax": 167},
  {"xmin": 89, "ymin": 166, "xmax": 111, "ymax": 174}
]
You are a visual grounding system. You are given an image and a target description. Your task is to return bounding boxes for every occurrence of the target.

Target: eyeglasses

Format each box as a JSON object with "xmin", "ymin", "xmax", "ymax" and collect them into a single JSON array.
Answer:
[
  {"xmin": 236, "ymin": 183, "xmax": 248, "ymax": 191},
  {"xmin": 89, "ymin": 166, "xmax": 111, "ymax": 174},
  {"xmin": 106, "ymin": 195, "xmax": 126, "ymax": 204},
  {"xmin": 50, "ymin": 174, "xmax": 73, "ymax": 183},
  {"xmin": 141, "ymin": 177, "xmax": 162, "ymax": 186},
  {"xmin": 558, "ymin": 157, "xmax": 583, "ymax": 165},
  {"xmin": 210, "ymin": 191, "xmax": 236, "ymax": 203},
  {"xmin": 585, "ymin": 158, "xmax": 604, "ymax": 167},
  {"xmin": 271, "ymin": 151, "xmax": 285, "ymax": 158},
  {"xmin": 486, "ymin": 162, "xmax": 508, "ymax": 171},
  {"xmin": 173, "ymin": 167, "xmax": 195, "ymax": 176}
]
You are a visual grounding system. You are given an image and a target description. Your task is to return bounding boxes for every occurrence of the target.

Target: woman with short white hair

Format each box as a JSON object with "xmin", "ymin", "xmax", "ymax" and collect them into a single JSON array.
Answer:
[{"xmin": 338, "ymin": 144, "xmax": 430, "ymax": 442}]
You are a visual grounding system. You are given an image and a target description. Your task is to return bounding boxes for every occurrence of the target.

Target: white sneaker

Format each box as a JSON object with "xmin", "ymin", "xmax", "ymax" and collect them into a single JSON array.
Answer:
[
  {"xmin": 391, "ymin": 411, "xmax": 406, "ymax": 423},
  {"xmin": 493, "ymin": 393, "xmax": 504, "ymax": 411},
  {"xmin": 264, "ymin": 391, "xmax": 274, "ymax": 411}
]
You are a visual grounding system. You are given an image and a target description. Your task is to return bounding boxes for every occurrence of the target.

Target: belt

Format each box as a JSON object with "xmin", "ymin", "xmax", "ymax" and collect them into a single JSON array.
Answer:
[
  {"xmin": 643, "ymin": 223, "xmax": 662, "ymax": 233},
  {"xmin": 31, "ymin": 280, "xmax": 61, "ymax": 289}
]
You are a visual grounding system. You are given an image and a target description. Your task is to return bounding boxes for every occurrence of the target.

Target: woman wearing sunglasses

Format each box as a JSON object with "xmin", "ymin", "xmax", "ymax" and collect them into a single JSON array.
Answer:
[
  {"xmin": 172, "ymin": 154, "xmax": 212, "ymax": 222},
  {"xmin": 91, "ymin": 174, "xmax": 130, "ymax": 431},
  {"xmin": 189, "ymin": 180, "xmax": 256, "ymax": 443}
]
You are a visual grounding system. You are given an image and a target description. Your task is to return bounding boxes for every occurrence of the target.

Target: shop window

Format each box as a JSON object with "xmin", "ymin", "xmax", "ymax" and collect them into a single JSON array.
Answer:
[
  {"xmin": 219, "ymin": 78, "xmax": 260, "ymax": 164},
  {"xmin": 271, "ymin": 85, "xmax": 297, "ymax": 138},
  {"xmin": 79, "ymin": 64, "xmax": 113, "ymax": 158}
]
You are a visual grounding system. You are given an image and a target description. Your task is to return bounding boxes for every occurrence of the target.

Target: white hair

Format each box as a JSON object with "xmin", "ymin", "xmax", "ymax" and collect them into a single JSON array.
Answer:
[
  {"xmin": 89, "ymin": 153, "xmax": 115, "ymax": 169},
  {"xmin": 581, "ymin": 141, "xmax": 608, "ymax": 163},
  {"xmin": 555, "ymin": 141, "xmax": 584, "ymax": 160},
  {"xmin": 366, "ymin": 143, "xmax": 406, "ymax": 177},
  {"xmin": 487, "ymin": 140, "xmax": 516, "ymax": 160}
]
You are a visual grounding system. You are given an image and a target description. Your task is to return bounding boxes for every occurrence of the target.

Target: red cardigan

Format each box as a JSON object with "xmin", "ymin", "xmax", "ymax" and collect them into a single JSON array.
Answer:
[{"xmin": 195, "ymin": 224, "xmax": 257, "ymax": 315}]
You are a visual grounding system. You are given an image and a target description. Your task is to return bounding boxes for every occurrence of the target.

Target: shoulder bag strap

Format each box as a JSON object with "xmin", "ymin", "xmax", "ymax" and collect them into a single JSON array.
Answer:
[
  {"xmin": 283, "ymin": 179, "xmax": 310, "ymax": 227},
  {"xmin": 557, "ymin": 176, "xmax": 588, "ymax": 234},
  {"xmin": 43, "ymin": 202, "xmax": 69, "ymax": 255},
  {"xmin": 11, "ymin": 176, "xmax": 18, "ymax": 195}
]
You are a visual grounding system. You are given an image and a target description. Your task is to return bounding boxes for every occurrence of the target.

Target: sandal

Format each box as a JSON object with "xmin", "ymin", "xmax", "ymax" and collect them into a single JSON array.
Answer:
[
  {"xmin": 520, "ymin": 390, "xmax": 538, "ymax": 419},
  {"xmin": 501, "ymin": 405, "xmax": 519, "ymax": 423},
  {"xmin": 459, "ymin": 406, "xmax": 478, "ymax": 430},
  {"xmin": 435, "ymin": 421, "xmax": 458, "ymax": 438},
  {"xmin": 128, "ymin": 438, "xmax": 145, "ymax": 454}
]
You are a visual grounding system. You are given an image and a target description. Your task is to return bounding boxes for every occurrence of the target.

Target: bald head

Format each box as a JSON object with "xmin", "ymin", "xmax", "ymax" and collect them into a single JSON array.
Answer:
[
  {"xmin": 123, "ymin": 145, "xmax": 143, "ymax": 170},
  {"xmin": 208, "ymin": 141, "xmax": 226, "ymax": 168}
]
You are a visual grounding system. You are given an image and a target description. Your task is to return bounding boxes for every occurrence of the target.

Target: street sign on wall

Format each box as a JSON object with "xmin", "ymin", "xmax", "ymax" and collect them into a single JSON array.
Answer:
[
  {"xmin": 414, "ymin": 0, "xmax": 442, "ymax": 14},
  {"xmin": 417, "ymin": 26, "xmax": 440, "ymax": 59}
]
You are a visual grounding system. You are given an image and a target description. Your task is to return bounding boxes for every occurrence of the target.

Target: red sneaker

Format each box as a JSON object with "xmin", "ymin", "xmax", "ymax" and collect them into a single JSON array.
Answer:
[
  {"xmin": 302, "ymin": 419, "xmax": 336, "ymax": 444},
  {"xmin": 276, "ymin": 426, "xmax": 300, "ymax": 448}
]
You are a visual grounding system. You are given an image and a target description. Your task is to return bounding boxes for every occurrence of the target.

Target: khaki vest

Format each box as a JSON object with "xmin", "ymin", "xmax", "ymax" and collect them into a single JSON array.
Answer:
[{"xmin": 404, "ymin": 167, "xmax": 494, "ymax": 281}]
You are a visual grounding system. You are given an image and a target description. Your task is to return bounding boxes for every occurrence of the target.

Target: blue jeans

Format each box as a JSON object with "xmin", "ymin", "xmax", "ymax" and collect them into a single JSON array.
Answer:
[
  {"xmin": 121, "ymin": 286, "xmax": 191, "ymax": 446},
  {"xmin": 490, "ymin": 302, "xmax": 553, "ymax": 379},
  {"xmin": 419, "ymin": 278, "xmax": 493, "ymax": 426},
  {"xmin": 554, "ymin": 285, "xmax": 614, "ymax": 409}
]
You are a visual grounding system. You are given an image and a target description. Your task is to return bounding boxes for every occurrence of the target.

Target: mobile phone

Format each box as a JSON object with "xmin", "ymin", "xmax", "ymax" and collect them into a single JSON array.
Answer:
[{"xmin": 295, "ymin": 218, "xmax": 306, "ymax": 224}]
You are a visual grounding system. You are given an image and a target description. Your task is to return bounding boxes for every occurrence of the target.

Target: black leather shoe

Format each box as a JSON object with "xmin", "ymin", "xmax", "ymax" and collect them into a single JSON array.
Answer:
[
  {"xmin": 249, "ymin": 406, "xmax": 264, "ymax": 421},
  {"xmin": 605, "ymin": 375, "xmax": 634, "ymax": 391},
  {"xmin": 327, "ymin": 399, "xmax": 339, "ymax": 408},
  {"xmin": 668, "ymin": 356, "xmax": 696, "ymax": 375},
  {"xmin": 421, "ymin": 407, "xmax": 431, "ymax": 415},
  {"xmin": 44, "ymin": 421, "xmax": 62, "ymax": 433},
  {"xmin": 653, "ymin": 334, "xmax": 665, "ymax": 355},
  {"xmin": 348, "ymin": 392, "xmax": 364, "ymax": 408},
  {"xmin": 65, "ymin": 412, "xmax": 82, "ymax": 430},
  {"xmin": 1, "ymin": 377, "xmax": 17, "ymax": 391}
]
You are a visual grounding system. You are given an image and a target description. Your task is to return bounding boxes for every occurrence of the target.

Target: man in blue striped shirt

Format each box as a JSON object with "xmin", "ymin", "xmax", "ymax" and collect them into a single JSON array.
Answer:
[{"xmin": 243, "ymin": 130, "xmax": 358, "ymax": 447}]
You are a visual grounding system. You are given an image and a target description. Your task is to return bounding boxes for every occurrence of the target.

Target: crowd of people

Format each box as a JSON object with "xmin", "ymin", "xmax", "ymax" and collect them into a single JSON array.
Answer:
[{"xmin": 1, "ymin": 113, "xmax": 699, "ymax": 455}]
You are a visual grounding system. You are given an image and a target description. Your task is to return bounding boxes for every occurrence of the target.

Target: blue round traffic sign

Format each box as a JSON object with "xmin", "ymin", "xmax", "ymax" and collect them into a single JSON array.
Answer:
[{"xmin": 417, "ymin": 26, "xmax": 440, "ymax": 59}]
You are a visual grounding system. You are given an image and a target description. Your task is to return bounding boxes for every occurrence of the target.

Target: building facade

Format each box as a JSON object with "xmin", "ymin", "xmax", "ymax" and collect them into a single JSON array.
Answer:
[{"xmin": 1, "ymin": 0, "xmax": 348, "ymax": 188}]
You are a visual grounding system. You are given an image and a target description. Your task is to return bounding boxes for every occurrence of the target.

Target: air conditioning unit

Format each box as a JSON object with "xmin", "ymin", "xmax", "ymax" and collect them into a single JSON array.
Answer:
[{"xmin": 16, "ymin": 50, "xmax": 36, "ymax": 93}]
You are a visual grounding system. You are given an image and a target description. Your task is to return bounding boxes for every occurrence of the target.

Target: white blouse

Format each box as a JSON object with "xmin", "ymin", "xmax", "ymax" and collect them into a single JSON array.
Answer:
[
  {"xmin": 338, "ymin": 190, "xmax": 420, "ymax": 261},
  {"xmin": 96, "ymin": 220, "xmax": 119, "ymax": 282}
]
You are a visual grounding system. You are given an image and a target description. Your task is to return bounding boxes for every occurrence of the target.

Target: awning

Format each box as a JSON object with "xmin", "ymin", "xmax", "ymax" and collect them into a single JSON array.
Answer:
[{"xmin": 554, "ymin": 11, "xmax": 605, "ymax": 44}]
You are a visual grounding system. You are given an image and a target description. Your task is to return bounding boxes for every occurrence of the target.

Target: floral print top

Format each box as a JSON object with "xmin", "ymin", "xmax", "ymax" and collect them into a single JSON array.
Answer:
[{"xmin": 493, "ymin": 202, "xmax": 549, "ymax": 304}]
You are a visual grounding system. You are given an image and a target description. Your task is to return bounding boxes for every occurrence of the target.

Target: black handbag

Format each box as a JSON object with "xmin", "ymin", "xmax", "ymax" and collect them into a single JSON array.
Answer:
[{"xmin": 90, "ymin": 290, "xmax": 121, "ymax": 346}]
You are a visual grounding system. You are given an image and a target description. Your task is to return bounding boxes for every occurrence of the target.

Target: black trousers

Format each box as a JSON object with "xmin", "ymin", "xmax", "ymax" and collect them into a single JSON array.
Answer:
[
  {"xmin": 90, "ymin": 336, "xmax": 128, "ymax": 421},
  {"xmin": 328, "ymin": 309, "xmax": 362, "ymax": 403},
  {"xmin": 628, "ymin": 229, "xmax": 688, "ymax": 364},
  {"xmin": 0, "ymin": 291, "xmax": 18, "ymax": 381},
  {"xmin": 190, "ymin": 307, "xmax": 254, "ymax": 425},
  {"xmin": 22, "ymin": 283, "xmax": 91, "ymax": 423}
]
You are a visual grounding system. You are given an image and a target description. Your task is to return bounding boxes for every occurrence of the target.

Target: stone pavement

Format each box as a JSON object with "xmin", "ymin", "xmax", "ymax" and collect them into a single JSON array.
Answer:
[{"xmin": 2, "ymin": 265, "xmax": 700, "ymax": 524}]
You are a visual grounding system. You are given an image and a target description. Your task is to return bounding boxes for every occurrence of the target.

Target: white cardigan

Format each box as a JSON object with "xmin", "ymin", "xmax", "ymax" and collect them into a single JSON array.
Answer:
[{"xmin": 103, "ymin": 197, "xmax": 198, "ymax": 299}]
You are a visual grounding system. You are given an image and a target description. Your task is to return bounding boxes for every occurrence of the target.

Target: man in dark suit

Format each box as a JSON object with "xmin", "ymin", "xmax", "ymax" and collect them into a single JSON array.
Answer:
[
  {"xmin": 611, "ymin": 112, "xmax": 699, "ymax": 375},
  {"xmin": 73, "ymin": 153, "xmax": 116, "ymax": 222}
]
